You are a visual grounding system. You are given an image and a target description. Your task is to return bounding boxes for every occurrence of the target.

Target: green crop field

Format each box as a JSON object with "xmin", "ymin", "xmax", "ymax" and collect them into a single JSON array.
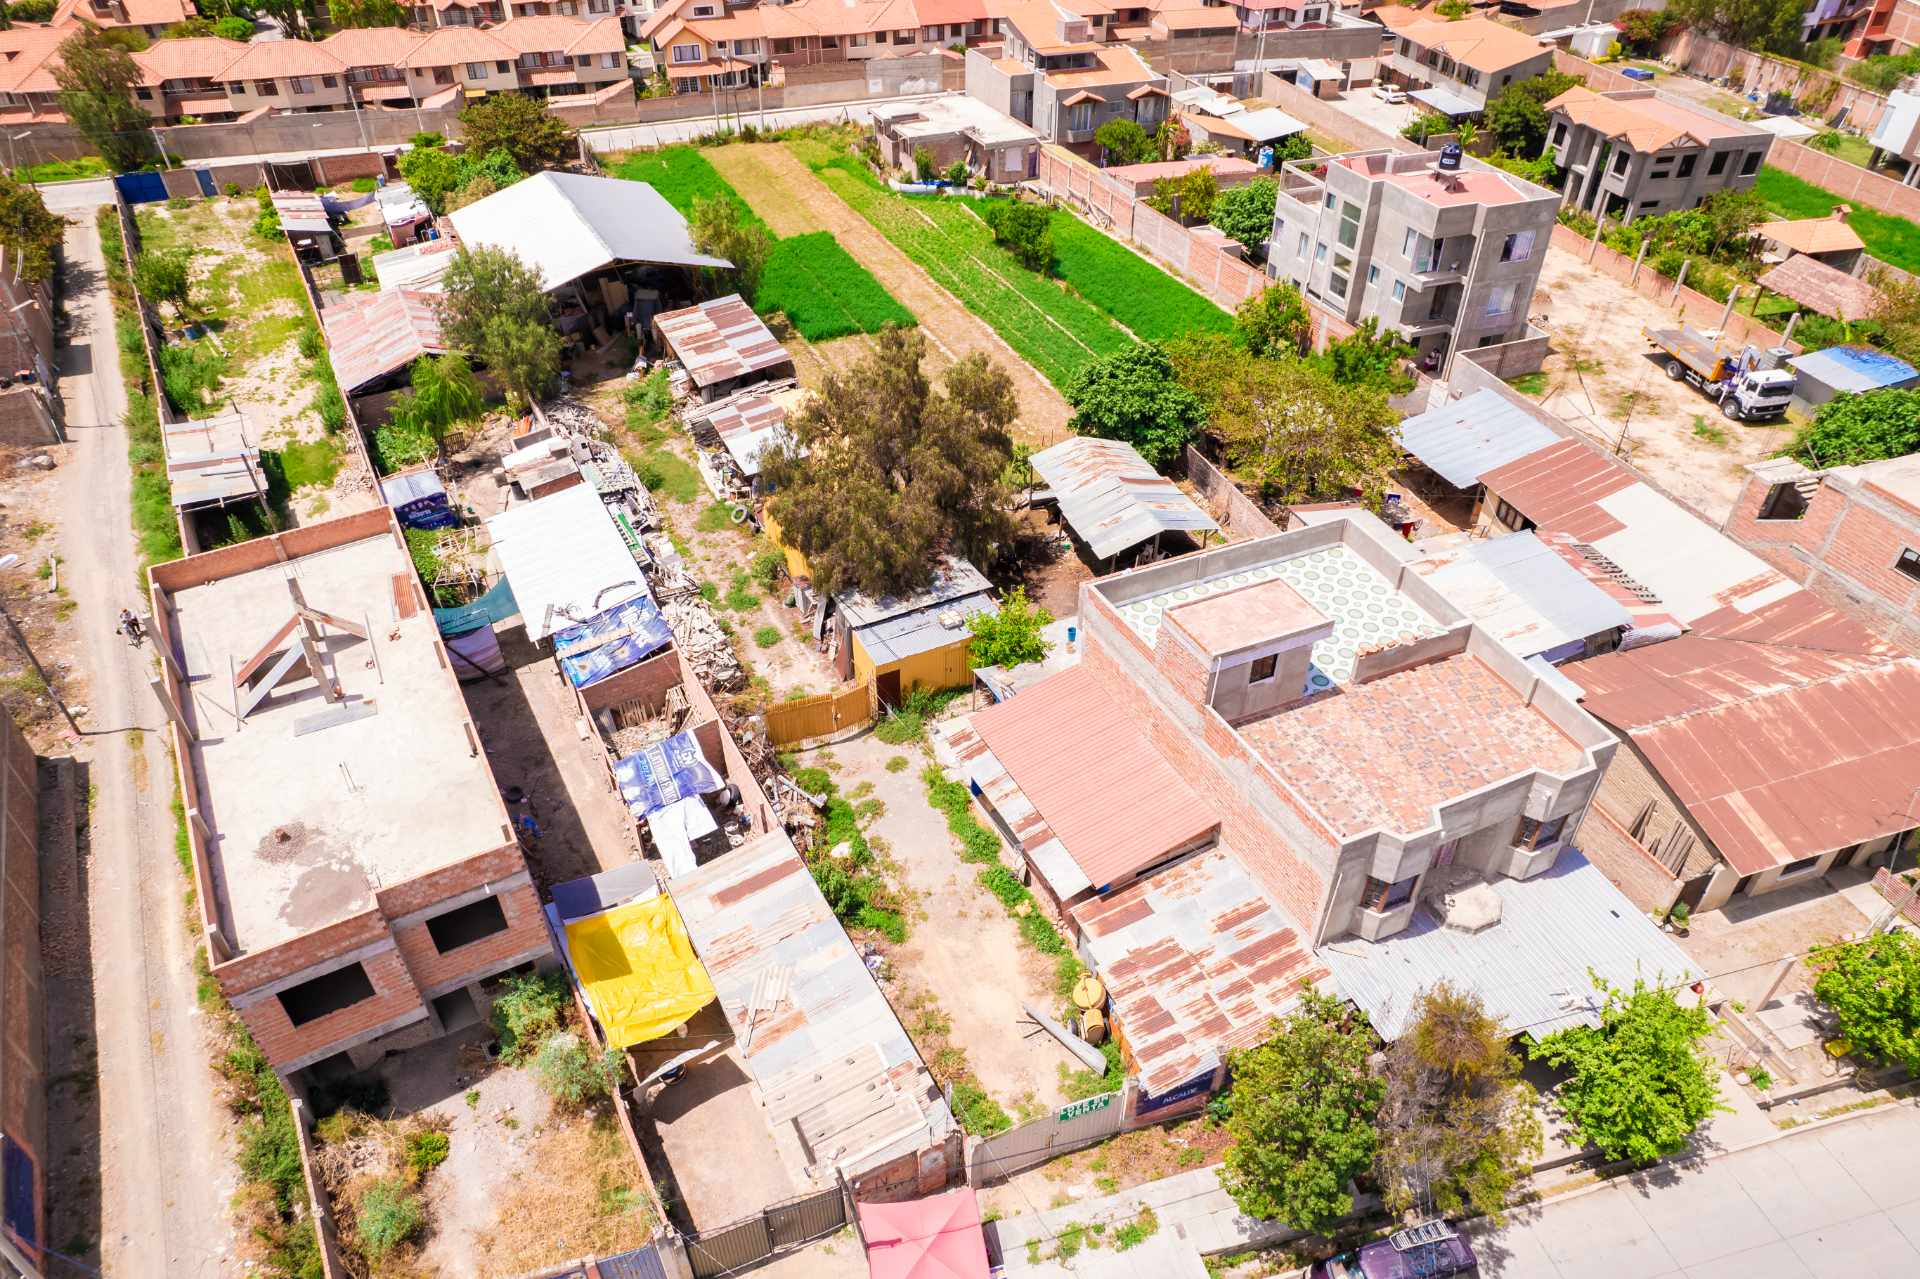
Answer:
[
  {"xmin": 609, "ymin": 145, "xmax": 910, "ymax": 339},
  {"xmin": 1047, "ymin": 210, "xmax": 1232, "ymax": 342},
  {"xmin": 1755, "ymin": 166, "xmax": 1920, "ymax": 273},
  {"xmin": 760, "ymin": 232, "xmax": 916, "ymax": 341},
  {"xmin": 801, "ymin": 149, "xmax": 1133, "ymax": 386}
]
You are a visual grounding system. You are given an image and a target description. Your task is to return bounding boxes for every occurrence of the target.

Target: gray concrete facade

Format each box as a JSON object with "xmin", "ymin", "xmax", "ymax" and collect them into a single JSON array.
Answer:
[
  {"xmin": 1547, "ymin": 88, "xmax": 1775, "ymax": 222},
  {"xmin": 1267, "ymin": 148, "xmax": 1558, "ymax": 361}
]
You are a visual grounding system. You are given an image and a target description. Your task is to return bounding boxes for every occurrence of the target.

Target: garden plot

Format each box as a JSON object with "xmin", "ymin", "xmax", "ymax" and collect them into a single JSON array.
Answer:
[
  {"xmin": 133, "ymin": 196, "xmax": 371, "ymax": 530},
  {"xmin": 1532, "ymin": 245, "xmax": 1791, "ymax": 523}
]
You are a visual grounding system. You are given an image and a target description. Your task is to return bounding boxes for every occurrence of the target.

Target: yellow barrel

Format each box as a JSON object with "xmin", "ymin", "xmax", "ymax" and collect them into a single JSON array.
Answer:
[{"xmin": 1072, "ymin": 973, "xmax": 1106, "ymax": 1010}]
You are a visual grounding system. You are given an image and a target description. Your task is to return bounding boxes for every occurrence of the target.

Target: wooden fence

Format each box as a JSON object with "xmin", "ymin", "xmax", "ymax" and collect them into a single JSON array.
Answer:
[{"xmin": 763, "ymin": 680, "xmax": 875, "ymax": 747}]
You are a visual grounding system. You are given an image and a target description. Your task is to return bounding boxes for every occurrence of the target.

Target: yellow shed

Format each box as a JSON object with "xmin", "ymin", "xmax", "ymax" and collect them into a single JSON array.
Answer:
[{"xmin": 835, "ymin": 556, "xmax": 998, "ymax": 708}]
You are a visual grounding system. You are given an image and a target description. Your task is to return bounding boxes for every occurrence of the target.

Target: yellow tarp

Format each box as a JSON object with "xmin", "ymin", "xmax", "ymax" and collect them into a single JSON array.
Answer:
[{"xmin": 565, "ymin": 894, "xmax": 717, "ymax": 1049}]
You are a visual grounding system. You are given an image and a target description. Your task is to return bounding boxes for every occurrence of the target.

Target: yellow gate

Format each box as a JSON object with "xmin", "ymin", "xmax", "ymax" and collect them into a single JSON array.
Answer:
[{"xmin": 763, "ymin": 681, "xmax": 875, "ymax": 747}]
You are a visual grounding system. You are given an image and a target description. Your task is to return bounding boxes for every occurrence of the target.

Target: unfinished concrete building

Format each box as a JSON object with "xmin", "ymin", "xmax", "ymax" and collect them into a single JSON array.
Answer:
[{"xmin": 148, "ymin": 509, "xmax": 552, "ymax": 1086}]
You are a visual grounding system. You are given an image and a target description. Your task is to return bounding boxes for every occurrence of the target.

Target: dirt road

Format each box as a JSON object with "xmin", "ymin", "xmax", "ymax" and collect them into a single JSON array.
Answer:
[
  {"xmin": 703, "ymin": 144, "xmax": 1075, "ymax": 444},
  {"xmin": 52, "ymin": 202, "xmax": 240, "ymax": 1275}
]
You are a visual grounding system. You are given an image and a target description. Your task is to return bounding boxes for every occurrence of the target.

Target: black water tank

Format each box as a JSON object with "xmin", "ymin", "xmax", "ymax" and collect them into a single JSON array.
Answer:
[{"xmin": 1438, "ymin": 144, "xmax": 1463, "ymax": 170}]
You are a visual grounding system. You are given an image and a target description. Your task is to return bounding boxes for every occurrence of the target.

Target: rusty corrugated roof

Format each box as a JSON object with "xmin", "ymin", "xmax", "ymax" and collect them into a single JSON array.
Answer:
[
  {"xmin": 1478, "ymin": 438, "xmax": 1635, "ymax": 541},
  {"xmin": 965, "ymin": 666, "xmax": 1220, "ymax": 891},
  {"xmin": 1573, "ymin": 602, "xmax": 1920, "ymax": 875},
  {"xmin": 1073, "ymin": 847, "xmax": 1323, "ymax": 1094},
  {"xmin": 1030, "ymin": 435, "xmax": 1218, "ymax": 561},
  {"xmin": 1757, "ymin": 252, "xmax": 1880, "ymax": 323},
  {"xmin": 654, "ymin": 294, "xmax": 792, "ymax": 389},
  {"xmin": 323, "ymin": 289, "xmax": 447, "ymax": 394}
]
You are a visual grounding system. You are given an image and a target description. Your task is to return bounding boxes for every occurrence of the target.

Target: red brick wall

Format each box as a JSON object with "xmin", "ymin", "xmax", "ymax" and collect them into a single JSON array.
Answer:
[
  {"xmin": 214, "ymin": 909, "xmax": 390, "ymax": 996},
  {"xmin": 391, "ymin": 880, "xmax": 547, "ymax": 995},
  {"xmin": 0, "ymin": 715, "xmax": 44, "ymax": 1267},
  {"xmin": 235, "ymin": 944, "xmax": 425, "ymax": 1071},
  {"xmin": 1820, "ymin": 502, "xmax": 1920, "ymax": 612},
  {"xmin": 1576, "ymin": 804, "xmax": 1681, "ymax": 915},
  {"xmin": 374, "ymin": 844, "xmax": 524, "ymax": 921}
]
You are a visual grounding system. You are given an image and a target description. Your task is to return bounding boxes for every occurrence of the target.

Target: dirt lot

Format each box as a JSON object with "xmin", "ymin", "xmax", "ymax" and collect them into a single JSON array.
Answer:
[
  {"xmin": 799, "ymin": 729, "xmax": 1086, "ymax": 1119},
  {"xmin": 0, "ymin": 448, "xmax": 83, "ymax": 747},
  {"xmin": 1531, "ymin": 245, "xmax": 1792, "ymax": 523},
  {"xmin": 976, "ymin": 1117, "xmax": 1233, "ymax": 1222},
  {"xmin": 703, "ymin": 143, "xmax": 1074, "ymax": 446}
]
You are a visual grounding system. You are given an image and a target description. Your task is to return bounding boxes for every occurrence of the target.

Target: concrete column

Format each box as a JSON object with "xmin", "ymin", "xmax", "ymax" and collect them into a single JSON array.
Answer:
[
  {"xmin": 1670, "ymin": 257, "xmax": 1691, "ymax": 305},
  {"xmin": 1630, "ymin": 238, "xmax": 1649, "ymax": 285}
]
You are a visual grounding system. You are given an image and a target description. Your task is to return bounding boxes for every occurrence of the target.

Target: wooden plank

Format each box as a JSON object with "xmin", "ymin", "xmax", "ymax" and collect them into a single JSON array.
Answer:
[
  {"xmin": 232, "ymin": 615, "xmax": 298, "ymax": 688},
  {"xmin": 392, "ymin": 573, "xmax": 418, "ymax": 620}
]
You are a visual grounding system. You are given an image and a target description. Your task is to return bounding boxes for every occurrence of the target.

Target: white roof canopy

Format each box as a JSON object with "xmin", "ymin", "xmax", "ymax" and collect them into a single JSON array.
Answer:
[{"xmin": 484, "ymin": 484, "xmax": 647, "ymax": 640}]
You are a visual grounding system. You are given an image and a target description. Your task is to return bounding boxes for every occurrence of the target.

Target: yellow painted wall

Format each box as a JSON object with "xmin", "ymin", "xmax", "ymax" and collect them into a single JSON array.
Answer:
[
  {"xmin": 759, "ymin": 510, "xmax": 814, "ymax": 581},
  {"xmin": 854, "ymin": 634, "xmax": 975, "ymax": 694}
]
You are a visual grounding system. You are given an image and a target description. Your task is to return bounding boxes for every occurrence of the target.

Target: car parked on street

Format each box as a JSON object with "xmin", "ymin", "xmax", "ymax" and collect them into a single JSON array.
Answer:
[{"xmin": 1311, "ymin": 1222, "xmax": 1478, "ymax": 1279}]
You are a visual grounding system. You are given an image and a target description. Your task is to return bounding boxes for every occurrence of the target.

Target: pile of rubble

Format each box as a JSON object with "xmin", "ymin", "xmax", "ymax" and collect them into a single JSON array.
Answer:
[{"xmin": 661, "ymin": 597, "xmax": 744, "ymax": 690}]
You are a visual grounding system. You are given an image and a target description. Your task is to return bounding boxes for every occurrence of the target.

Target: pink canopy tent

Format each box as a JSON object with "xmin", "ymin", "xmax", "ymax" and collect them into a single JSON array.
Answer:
[{"xmin": 858, "ymin": 1186, "xmax": 992, "ymax": 1279}]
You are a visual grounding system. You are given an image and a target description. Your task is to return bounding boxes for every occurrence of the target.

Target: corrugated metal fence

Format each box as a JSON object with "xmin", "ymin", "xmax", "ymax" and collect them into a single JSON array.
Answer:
[
  {"xmin": 763, "ymin": 680, "xmax": 875, "ymax": 747},
  {"xmin": 685, "ymin": 1183, "xmax": 850, "ymax": 1278},
  {"xmin": 967, "ymin": 1091, "xmax": 1125, "ymax": 1186}
]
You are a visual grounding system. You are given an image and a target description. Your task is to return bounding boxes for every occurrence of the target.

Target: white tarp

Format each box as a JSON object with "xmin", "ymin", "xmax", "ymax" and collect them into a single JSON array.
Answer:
[{"xmin": 484, "ymin": 484, "xmax": 645, "ymax": 641}]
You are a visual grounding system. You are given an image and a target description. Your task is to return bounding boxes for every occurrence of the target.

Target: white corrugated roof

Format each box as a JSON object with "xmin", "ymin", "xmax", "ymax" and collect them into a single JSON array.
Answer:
[
  {"xmin": 1317, "ymin": 849, "xmax": 1702, "ymax": 1041},
  {"xmin": 1399, "ymin": 388, "xmax": 1561, "ymax": 489},
  {"xmin": 448, "ymin": 170, "xmax": 732, "ymax": 291},
  {"xmin": 484, "ymin": 483, "xmax": 646, "ymax": 640},
  {"xmin": 1226, "ymin": 105, "xmax": 1308, "ymax": 141},
  {"xmin": 1031, "ymin": 435, "xmax": 1218, "ymax": 560},
  {"xmin": 1411, "ymin": 530, "xmax": 1631, "ymax": 660}
]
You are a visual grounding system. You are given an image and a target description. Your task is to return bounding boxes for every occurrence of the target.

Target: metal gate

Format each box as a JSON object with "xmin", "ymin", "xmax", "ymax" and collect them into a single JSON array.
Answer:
[
  {"xmin": 113, "ymin": 172, "xmax": 168, "ymax": 204},
  {"xmin": 968, "ymin": 1091, "xmax": 1124, "ymax": 1185},
  {"xmin": 685, "ymin": 1183, "xmax": 847, "ymax": 1278}
]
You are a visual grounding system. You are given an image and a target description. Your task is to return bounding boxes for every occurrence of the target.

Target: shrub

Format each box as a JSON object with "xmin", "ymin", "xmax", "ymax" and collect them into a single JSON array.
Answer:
[
  {"xmin": 981, "ymin": 199, "xmax": 1054, "ymax": 273},
  {"xmin": 404, "ymin": 1128, "xmax": 449, "ymax": 1178},
  {"xmin": 490, "ymin": 971, "xmax": 572, "ymax": 1064},
  {"xmin": 951, "ymin": 1081, "xmax": 1011, "ymax": 1135},
  {"xmin": 533, "ymin": 1032, "xmax": 625, "ymax": 1108},
  {"xmin": 355, "ymin": 1179, "xmax": 423, "ymax": 1261},
  {"xmin": 753, "ymin": 625, "xmax": 782, "ymax": 648},
  {"xmin": 297, "ymin": 323, "xmax": 324, "ymax": 361},
  {"xmin": 158, "ymin": 340, "xmax": 225, "ymax": 415}
]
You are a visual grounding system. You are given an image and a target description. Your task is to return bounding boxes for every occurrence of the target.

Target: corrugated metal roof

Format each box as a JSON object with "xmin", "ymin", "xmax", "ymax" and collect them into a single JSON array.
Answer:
[
  {"xmin": 160, "ymin": 409, "xmax": 267, "ymax": 510},
  {"xmin": 1409, "ymin": 85, "xmax": 1479, "ymax": 117},
  {"xmin": 964, "ymin": 666, "xmax": 1220, "ymax": 891},
  {"xmin": 654, "ymin": 294, "xmax": 793, "ymax": 389},
  {"xmin": 1397, "ymin": 389, "xmax": 1561, "ymax": 490},
  {"xmin": 270, "ymin": 191, "xmax": 331, "ymax": 235},
  {"xmin": 448, "ymin": 170, "xmax": 732, "ymax": 291},
  {"xmin": 700, "ymin": 387, "xmax": 803, "ymax": 478},
  {"xmin": 670, "ymin": 831, "xmax": 948, "ymax": 1176},
  {"xmin": 1570, "ymin": 608, "xmax": 1920, "ymax": 875},
  {"xmin": 372, "ymin": 237, "xmax": 457, "ymax": 293},
  {"xmin": 1411, "ymin": 530, "xmax": 1630, "ymax": 660},
  {"xmin": 322, "ymin": 289, "xmax": 447, "ymax": 393},
  {"xmin": 374, "ymin": 181, "xmax": 431, "ymax": 229},
  {"xmin": 1479, "ymin": 439, "xmax": 1796, "ymax": 624},
  {"xmin": 1030, "ymin": 435, "xmax": 1218, "ymax": 560},
  {"xmin": 1317, "ymin": 850, "xmax": 1702, "ymax": 1041},
  {"xmin": 1074, "ymin": 847, "xmax": 1324, "ymax": 1094},
  {"xmin": 837, "ymin": 556, "xmax": 993, "ymax": 630},
  {"xmin": 484, "ymin": 484, "xmax": 646, "ymax": 640},
  {"xmin": 1789, "ymin": 343, "xmax": 1920, "ymax": 394},
  {"xmin": 856, "ymin": 591, "xmax": 997, "ymax": 666}
]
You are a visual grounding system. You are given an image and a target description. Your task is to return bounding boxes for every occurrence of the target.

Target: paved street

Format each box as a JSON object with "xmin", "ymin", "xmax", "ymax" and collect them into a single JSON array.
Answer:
[{"xmin": 1480, "ymin": 1102, "xmax": 1920, "ymax": 1279}]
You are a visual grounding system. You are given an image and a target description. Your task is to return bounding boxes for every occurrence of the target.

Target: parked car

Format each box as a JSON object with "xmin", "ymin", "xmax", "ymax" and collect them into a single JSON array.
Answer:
[
  {"xmin": 1373, "ymin": 83, "xmax": 1407, "ymax": 103},
  {"xmin": 1311, "ymin": 1222, "xmax": 1477, "ymax": 1279}
]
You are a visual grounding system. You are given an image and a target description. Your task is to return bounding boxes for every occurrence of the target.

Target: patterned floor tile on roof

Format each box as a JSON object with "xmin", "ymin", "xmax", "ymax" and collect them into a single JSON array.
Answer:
[{"xmin": 1118, "ymin": 546, "xmax": 1445, "ymax": 691}]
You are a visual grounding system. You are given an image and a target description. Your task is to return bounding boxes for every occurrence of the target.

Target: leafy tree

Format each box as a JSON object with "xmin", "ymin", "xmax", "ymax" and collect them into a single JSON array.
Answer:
[
  {"xmin": 1210, "ymin": 176, "xmax": 1278, "ymax": 253},
  {"xmin": 1220, "ymin": 990, "xmax": 1383, "ymax": 1236},
  {"xmin": 396, "ymin": 144, "xmax": 464, "ymax": 214},
  {"xmin": 1270, "ymin": 131, "xmax": 1312, "ymax": 165},
  {"xmin": 1483, "ymin": 69, "xmax": 1582, "ymax": 157},
  {"xmin": 1171, "ymin": 336, "xmax": 1400, "ymax": 507},
  {"xmin": 1665, "ymin": 0, "xmax": 1807, "ymax": 56},
  {"xmin": 1235, "ymin": 283, "xmax": 1311, "ymax": 359},
  {"xmin": 913, "ymin": 145, "xmax": 936, "ymax": 181},
  {"xmin": 458, "ymin": 92, "xmax": 577, "ymax": 173},
  {"xmin": 1063, "ymin": 343, "xmax": 1205, "ymax": 468},
  {"xmin": 1401, "ymin": 111, "xmax": 1453, "ymax": 145},
  {"xmin": 212, "ymin": 14, "xmax": 254, "ymax": 38},
  {"xmin": 1532, "ymin": 977, "xmax": 1721, "ymax": 1163},
  {"xmin": 1786, "ymin": 388, "xmax": 1920, "ymax": 467},
  {"xmin": 1310, "ymin": 317, "xmax": 1416, "ymax": 395},
  {"xmin": 761, "ymin": 327, "xmax": 1015, "ymax": 599},
  {"xmin": 6, "ymin": 0, "xmax": 57, "ymax": 20},
  {"xmin": 532, "ymin": 1032, "xmax": 625, "ymax": 1108},
  {"xmin": 1146, "ymin": 166, "xmax": 1217, "ymax": 223},
  {"xmin": 52, "ymin": 22, "xmax": 155, "ymax": 172},
  {"xmin": 435, "ymin": 246, "xmax": 562, "ymax": 408},
  {"xmin": 445, "ymin": 172, "xmax": 500, "ymax": 212},
  {"xmin": 384, "ymin": 352, "xmax": 482, "ymax": 462},
  {"xmin": 134, "ymin": 248, "xmax": 192, "ymax": 317},
  {"xmin": 1095, "ymin": 118, "xmax": 1154, "ymax": 166},
  {"xmin": 982, "ymin": 199, "xmax": 1053, "ymax": 273},
  {"xmin": 410, "ymin": 130, "xmax": 446, "ymax": 150},
  {"xmin": 328, "ymin": 0, "xmax": 407, "ymax": 27},
  {"xmin": 1868, "ymin": 268, "xmax": 1920, "ymax": 368},
  {"xmin": 1848, "ymin": 51, "xmax": 1920, "ymax": 93},
  {"xmin": 1377, "ymin": 984, "xmax": 1541, "ymax": 1222},
  {"xmin": 0, "ymin": 174, "xmax": 65, "ymax": 285},
  {"xmin": 1614, "ymin": 8, "xmax": 1673, "ymax": 53},
  {"xmin": 1809, "ymin": 931, "xmax": 1920, "ymax": 1075},
  {"xmin": 1155, "ymin": 117, "xmax": 1190, "ymax": 161},
  {"xmin": 690, "ymin": 193, "xmax": 772, "ymax": 303},
  {"xmin": 967, "ymin": 585, "xmax": 1053, "ymax": 668}
]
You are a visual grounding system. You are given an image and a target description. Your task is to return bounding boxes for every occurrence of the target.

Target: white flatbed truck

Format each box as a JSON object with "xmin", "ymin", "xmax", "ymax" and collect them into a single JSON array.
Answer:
[{"xmin": 1643, "ymin": 326, "xmax": 1796, "ymax": 422}]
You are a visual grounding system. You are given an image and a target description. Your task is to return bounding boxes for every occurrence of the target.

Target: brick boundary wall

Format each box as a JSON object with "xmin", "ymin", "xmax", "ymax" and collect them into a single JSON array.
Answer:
[
  {"xmin": 1873, "ymin": 867, "xmax": 1920, "ymax": 927},
  {"xmin": 290, "ymin": 1096, "xmax": 351, "ymax": 1279},
  {"xmin": 1664, "ymin": 31, "xmax": 1893, "ymax": 137},
  {"xmin": 1546, "ymin": 223, "xmax": 1802, "ymax": 353},
  {"xmin": 1185, "ymin": 444, "xmax": 1283, "ymax": 540}
]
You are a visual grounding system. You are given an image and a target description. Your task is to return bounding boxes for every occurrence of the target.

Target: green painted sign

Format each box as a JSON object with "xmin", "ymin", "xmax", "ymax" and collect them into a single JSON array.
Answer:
[{"xmin": 1058, "ymin": 1093, "xmax": 1113, "ymax": 1123}]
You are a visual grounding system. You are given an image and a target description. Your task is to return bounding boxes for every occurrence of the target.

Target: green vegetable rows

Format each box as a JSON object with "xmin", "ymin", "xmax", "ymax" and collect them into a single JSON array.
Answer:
[{"xmin": 1047, "ymin": 209, "xmax": 1233, "ymax": 343}]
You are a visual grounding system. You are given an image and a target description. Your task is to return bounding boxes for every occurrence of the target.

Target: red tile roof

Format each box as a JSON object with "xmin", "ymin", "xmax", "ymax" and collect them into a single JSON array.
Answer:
[
  {"xmin": 218, "ymin": 37, "xmax": 345, "ymax": 80},
  {"xmin": 53, "ymin": 0, "xmax": 194, "ymax": 28},
  {"xmin": 1574, "ymin": 607, "xmax": 1920, "ymax": 874},
  {"xmin": 319, "ymin": 26, "xmax": 425, "ymax": 67},
  {"xmin": 131, "ymin": 36, "xmax": 248, "ymax": 86},
  {"xmin": 493, "ymin": 14, "xmax": 625, "ymax": 55},
  {"xmin": 967, "ymin": 665, "xmax": 1220, "ymax": 888},
  {"xmin": 400, "ymin": 25, "xmax": 513, "ymax": 67}
]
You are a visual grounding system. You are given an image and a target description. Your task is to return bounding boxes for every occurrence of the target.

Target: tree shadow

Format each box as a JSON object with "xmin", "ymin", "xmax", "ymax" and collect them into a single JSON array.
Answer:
[{"xmin": 40, "ymin": 756, "xmax": 101, "ymax": 1277}]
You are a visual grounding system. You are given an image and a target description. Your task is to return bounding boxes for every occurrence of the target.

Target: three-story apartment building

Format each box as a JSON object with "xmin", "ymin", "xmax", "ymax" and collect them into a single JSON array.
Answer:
[
  {"xmin": 1545, "ymin": 85, "xmax": 1773, "ymax": 222},
  {"xmin": 1373, "ymin": 7, "xmax": 1550, "ymax": 113},
  {"xmin": 1268, "ymin": 147, "xmax": 1557, "ymax": 364}
]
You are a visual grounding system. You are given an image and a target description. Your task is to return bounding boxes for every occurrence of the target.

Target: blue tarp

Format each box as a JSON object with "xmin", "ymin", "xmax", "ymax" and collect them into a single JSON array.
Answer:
[
  {"xmin": 612, "ymin": 730, "xmax": 722, "ymax": 820},
  {"xmin": 1790, "ymin": 344, "xmax": 1920, "ymax": 394},
  {"xmin": 433, "ymin": 577, "xmax": 520, "ymax": 637},
  {"xmin": 381, "ymin": 470, "xmax": 455, "ymax": 530},
  {"xmin": 553, "ymin": 595, "xmax": 673, "ymax": 687}
]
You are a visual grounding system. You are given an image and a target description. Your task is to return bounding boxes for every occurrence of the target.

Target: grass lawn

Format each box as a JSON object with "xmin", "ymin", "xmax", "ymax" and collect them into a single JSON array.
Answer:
[
  {"xmin": 1047, "ymin": 210, "xmax": 1232, "ymax": 342},
  {"xmin": 1506, "ymin": 372, "xmax": 1549, "ymax": 397},
  {"xmin": 1754, "ymin": 166, "xmax": 1920, "ymax": 274},
  {"xmin": 1825, "ymin": 133, "xmax": 1881, "ymax": 171},
  {"xmin": 19, "ymin": 155, "xmax": 111, "ymax": 182},
  {"xmin": 609, "ymin": 145, "xmax": 910, "ymax": 340},
  {"xmin": 798, "ymin": 142, "xmax": 1135, "ymax": 386}
]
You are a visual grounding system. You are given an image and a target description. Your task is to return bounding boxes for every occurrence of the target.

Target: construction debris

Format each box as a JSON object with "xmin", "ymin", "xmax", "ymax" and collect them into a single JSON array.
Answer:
[{"xmin": 661, "ymin": 598, "xmax": 744, "ymax": 690}]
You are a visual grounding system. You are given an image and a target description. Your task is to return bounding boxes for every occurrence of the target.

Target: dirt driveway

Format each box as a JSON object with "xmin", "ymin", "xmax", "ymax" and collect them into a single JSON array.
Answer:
[
  {"xmin": 802, "ymin": 730, "xmax": 1083, "ymax": 1117},
  {"xmin": 703, "ymin": 144, "xmax": 1074, "ymax": 446},
  {"xmin": 1532, "ymin": 246, "xmax": 1791, "ymax": 523}
]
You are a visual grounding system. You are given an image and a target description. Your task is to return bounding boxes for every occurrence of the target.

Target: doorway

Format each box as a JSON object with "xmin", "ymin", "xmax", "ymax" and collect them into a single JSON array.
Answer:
[{"xmin": 876, "ymin": 669, "xmax": 902, "ymax": 712}]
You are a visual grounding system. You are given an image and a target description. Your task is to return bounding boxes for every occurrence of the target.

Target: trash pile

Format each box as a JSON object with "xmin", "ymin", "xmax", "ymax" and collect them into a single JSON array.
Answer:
[{"xmin": 661, "ymin": 598, "xmax": 744, "ymax": 690}]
